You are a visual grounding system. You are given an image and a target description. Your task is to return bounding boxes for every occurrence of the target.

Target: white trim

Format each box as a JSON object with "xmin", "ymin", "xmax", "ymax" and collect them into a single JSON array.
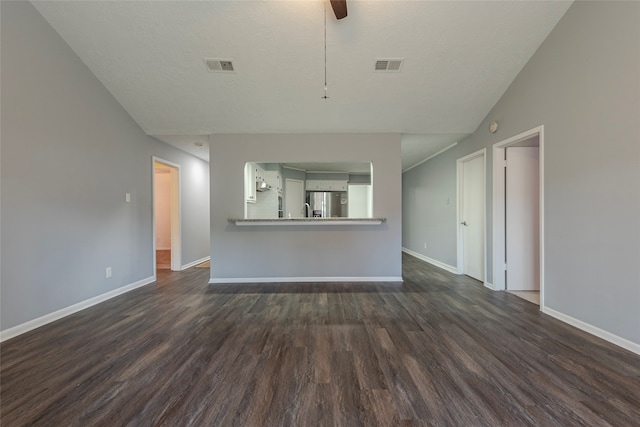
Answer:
[
  {"xmin": 402, "ymin": 142, "xmax": 458, "ymax": 173},
  {"xmin": 0, "ymin": 276, "xmax": 155, "ymax": 342},
  {"xmin": 402, "ymin": 248, "xmax": 458, "ymax": 274},
  {"xmin": 209, "ymin": 276, "xmax": 403, "ymax": 284},
  {"xmin": 152, "ymin": 157, "xmax": 182, "ymax": 272},
  {"xmin": 492, "ymin": 145, "xmax": 506, "ymax": 292},
  {"xmin": 181, "ymin": 256, "xmax": 210, "ymax": 270},
  {"xmin": 491, "ymin": 126, "xmax": 545, "ymax": 310},
  {"xmin": 170, "ymin": 165, "xmax": 182, "ymax": 271},
  {"xmin": 543, "ymin": 307, "xmax": 640, "ymax": 356},
  {"xmin": 456, "ymin": 148, "xmax": 487, "ymax": 281},
  {"xmin": 539, "ymin": 130, "xmax": 545, "ymax": 311},
  {"xmin": 484, "ymin": 281, "xmax": 495, "ymax": 290}
]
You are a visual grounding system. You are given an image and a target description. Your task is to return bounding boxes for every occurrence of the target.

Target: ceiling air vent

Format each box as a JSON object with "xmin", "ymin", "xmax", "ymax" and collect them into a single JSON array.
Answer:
[
  {"xmin": 374, "ymin": 58, "xmax": 404, "ymax": 72},
  {"xmin": 204, "ymin": 58, "xmax": 235, "ymax": 73}
]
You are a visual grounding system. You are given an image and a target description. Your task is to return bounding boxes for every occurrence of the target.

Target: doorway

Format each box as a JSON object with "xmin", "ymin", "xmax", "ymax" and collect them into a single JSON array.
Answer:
[
  {"xmin": 457, "ymin": 148, "xmax": 486, "ymax": 283},
  {"xmin": 506, "ymin": 145, "xmax": 540, "ymax": 299},
  {"xmin": 492, "ymin": 126, "xmax": 544, "ymax": 308},
  {"xmin": 153, "ymin": 157, "xmax": 181, "ymax": 274}
]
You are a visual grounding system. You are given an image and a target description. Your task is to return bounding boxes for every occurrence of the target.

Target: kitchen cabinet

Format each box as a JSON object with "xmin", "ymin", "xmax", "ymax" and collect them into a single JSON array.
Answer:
[
  {"xmin": 306, "ymin": 180, "xmax": 331, "ymax": 190},
  {"xmin": 263, "ymin": 171, "xmax": 277, "ymax": 189},
  {"xmin": 254, "ymin": 165, "xmax": 265, "ymax": 183},
  {"xmin": 333, "ymin": 181, "xmax": 348, "ymax": 191},
  {"xmin": 248, "ymin": 170, "xmax": 279, "ymax": 219},
  {"xmin": 306, "ymin": 180, "xmax": 319, "ymax": 190},
  {"xmin": 245, "ymin": 163, "xmax": 257, "ymax": 203},
  {"xmin": 246, "ymin": 163, "xmax": 269, "ymax": 203},
  {"xmin": 305, "ymin": 180, "xmax": 348, "ymax": 191}
]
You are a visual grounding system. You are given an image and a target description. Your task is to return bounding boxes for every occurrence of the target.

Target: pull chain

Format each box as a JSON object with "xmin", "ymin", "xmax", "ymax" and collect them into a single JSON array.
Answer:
[{"xmin": 322, "ymin": 1, "xmax": 329, "ymax": 99}]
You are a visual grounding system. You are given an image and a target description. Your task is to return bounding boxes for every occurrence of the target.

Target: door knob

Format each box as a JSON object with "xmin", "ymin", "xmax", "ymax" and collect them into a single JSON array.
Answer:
[{"xmin": 461, "ymin": 221, "xmax": 467, "ymax": 226}]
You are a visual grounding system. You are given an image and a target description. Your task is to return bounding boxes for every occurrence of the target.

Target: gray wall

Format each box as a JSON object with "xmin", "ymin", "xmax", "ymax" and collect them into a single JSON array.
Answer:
[
  {"xmin": 403, "ymin": 1, "xmax": 640, "ymax": 344},
  {"xmin": 349, "ymin": 174, "xmax": 371, "ymax": 185},
  {"xmin": 1, "ymin": 1, "xmax": 210, "ymax": 332},
  {"xmin": 306, "ymin": 172, "xmax": 349, "ymax": 181},
  {"xmin": 211, "ymin": 133, "xmax": 402, "ymax": 280},
  {"xmin": 282, "ymin": 168, "xmax": 306, "ymax": 182},
  {"xmin": 403, "ymin": 155, "xmax": 458, "ymax": 267}
]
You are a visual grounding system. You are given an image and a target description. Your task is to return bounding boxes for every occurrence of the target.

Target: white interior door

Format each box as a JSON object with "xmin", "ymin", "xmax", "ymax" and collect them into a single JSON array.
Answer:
[
  {"xmin": 506, "ymin": 147, "xmax": 540, "ymax": 290},
  {"xmin": 461, "ymin": 155, "xmax": 485, "ymax": 281},
  {"xmin": 285, "ymin": 179, "xmax": 304, "ymax": 218}
]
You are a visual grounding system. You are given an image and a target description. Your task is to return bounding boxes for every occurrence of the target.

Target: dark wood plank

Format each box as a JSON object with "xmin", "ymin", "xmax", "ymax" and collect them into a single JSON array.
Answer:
[{"xmin": 2, "ymin": 253, "xmax": 639, "ymax": 426}]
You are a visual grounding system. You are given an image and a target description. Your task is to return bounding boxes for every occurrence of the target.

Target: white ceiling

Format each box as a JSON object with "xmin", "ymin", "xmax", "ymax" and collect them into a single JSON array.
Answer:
[{"xmin": 32, "ymin": 0, "xmax": 572, "ymax": 169}]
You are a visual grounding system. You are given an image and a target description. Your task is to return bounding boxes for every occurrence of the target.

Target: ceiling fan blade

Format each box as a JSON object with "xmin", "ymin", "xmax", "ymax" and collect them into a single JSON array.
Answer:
[{"xmin": 330, "ymin": 0, "xmax": 347, "ymax": 20}]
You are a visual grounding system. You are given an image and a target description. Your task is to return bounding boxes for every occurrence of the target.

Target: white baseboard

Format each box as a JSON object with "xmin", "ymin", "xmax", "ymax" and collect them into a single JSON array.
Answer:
[
  {"xmin": 181, "ymin": 256, "xmax": 210, "ymax": 270},
  {"xmin": 402, "ymin": 247, "xmax": 458, "ymax": 274},
  {"xmin": 543, "ymin": 307, "xmax": 640, "ymax": 356},
  {"xmin": 0, "ymin": 276, "xmax": 155, "ymax": 342},
  {"xmin": 209, "ymin": 276, "xmax": 403, "ymax": 284},
  {"xmin": 484, "ymin": 281, "xmax": 495, "ymax": 290}
]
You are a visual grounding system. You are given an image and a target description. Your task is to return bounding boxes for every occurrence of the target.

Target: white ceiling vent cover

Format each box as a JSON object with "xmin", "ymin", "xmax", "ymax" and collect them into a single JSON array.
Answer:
[
  {"xmin": 374, "ymin": 58, "xmax": 404, "ymax": 72},
  {"xmin": 204, "ymin": 58, "xmax": 235, "ymax": 73}
]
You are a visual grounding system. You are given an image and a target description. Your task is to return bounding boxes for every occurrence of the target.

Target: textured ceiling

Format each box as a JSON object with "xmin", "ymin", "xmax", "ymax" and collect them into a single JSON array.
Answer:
[{"xmin": 32, "ymin": 1, "xmax": 572, "ymax": 168}]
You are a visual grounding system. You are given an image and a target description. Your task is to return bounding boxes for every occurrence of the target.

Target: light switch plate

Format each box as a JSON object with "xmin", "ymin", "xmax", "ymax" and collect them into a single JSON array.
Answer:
[{"xmin": 125, "ymin": 193, "xmax": 131, "ymax": 203}]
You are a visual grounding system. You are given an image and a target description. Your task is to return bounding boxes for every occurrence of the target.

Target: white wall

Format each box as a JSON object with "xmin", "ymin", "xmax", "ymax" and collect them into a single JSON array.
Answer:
[
  {"xmin": 210, "ymin": 133, "xmax": 402, "ymax": 281},
  {"xmin": 0, "ymin": 1, "xmax": 210, "ymax": 334},
  {"xmin": 403, "ymin": 1, "xmax": 640, "ymax": 345}
]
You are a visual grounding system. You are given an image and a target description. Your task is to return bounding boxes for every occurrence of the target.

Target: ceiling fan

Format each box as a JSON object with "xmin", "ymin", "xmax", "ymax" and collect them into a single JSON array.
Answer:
[{"xmin": 330, "ymin": 0, "xmax": 347, "ymax": 20}]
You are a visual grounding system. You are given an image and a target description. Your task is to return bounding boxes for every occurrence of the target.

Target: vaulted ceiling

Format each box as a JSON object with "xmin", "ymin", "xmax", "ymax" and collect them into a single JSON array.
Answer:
[{"xmin": 32, "ymin": 1, "xmax": 572, "ymax": 169}]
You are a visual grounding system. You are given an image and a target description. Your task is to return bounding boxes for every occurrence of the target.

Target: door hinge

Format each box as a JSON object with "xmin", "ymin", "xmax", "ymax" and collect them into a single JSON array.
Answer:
[
  {"xmin": 504, "ymin": 263, "xmax": 507, "ymax": 271},
  {"xmin": 503, "ymin": 160, "xmax": 507, "ymax": 167}
]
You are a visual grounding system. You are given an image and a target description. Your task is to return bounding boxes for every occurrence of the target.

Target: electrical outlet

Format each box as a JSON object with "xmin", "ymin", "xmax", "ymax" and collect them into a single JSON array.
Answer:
[
  {"xmin": 424, "ymin": 242, "xmax": 427, "ymax": 249},
  {"xmin": 125, "ymin": 193, "xmax": 131, "ymax": 203},
  {"xmin": 105, "ymin": 267, "xmax": 112, "ymax": 278}
]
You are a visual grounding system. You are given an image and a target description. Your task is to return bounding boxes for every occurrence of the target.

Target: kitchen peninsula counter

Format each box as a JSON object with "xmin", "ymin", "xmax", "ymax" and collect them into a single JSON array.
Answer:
[{"xmin": 229, "ymin": 218, "xmax": 386, "ymax": 226}]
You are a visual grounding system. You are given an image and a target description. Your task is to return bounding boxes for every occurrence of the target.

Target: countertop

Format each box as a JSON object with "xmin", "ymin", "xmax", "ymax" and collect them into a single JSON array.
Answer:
[{"xmin": 228, "ymin": 217, "xmax": 386, "ymax": 226}]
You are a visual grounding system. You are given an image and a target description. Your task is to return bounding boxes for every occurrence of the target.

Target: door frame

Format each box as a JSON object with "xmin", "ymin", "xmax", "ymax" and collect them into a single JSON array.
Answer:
[
  {"xmin": 152, "ymin": 156, "xmax": 182, "ymax": 274},
  {"xmin": 492, "ymin": 125, "xmax": 545, "ymax": 309},
  {"xmin": 456, "ymin": 148, "xmax": 487, "ymax": 284}
]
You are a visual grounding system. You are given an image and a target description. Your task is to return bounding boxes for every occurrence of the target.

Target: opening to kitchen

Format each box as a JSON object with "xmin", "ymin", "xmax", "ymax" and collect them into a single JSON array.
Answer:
[{"xmin": 243, "ymin": 161, "xmax": 373, "ymax": 220}]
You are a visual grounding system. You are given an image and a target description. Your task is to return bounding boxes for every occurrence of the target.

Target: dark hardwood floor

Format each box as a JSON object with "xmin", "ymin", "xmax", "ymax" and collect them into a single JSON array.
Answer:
[{"xmin": 2, "ymin": 253, "xmax": 639, "ymax": 426}]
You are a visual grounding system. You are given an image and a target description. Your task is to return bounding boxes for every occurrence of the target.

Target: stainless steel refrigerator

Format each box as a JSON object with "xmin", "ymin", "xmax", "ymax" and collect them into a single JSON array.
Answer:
[{"xmin": 307, "ymin": 191, "xmax": 348, "ymax": 218}]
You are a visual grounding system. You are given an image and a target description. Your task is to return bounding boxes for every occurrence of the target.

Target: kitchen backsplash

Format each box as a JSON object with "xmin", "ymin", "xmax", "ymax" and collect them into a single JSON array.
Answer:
[{"xmin": 246, "ymin": 189, "xmax": 279, "ymax": 219}]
